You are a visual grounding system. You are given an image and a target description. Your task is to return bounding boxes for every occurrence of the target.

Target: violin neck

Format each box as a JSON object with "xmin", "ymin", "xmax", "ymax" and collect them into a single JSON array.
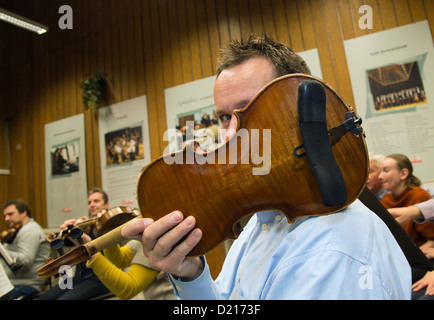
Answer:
[
  {"xmin": 76, "ymin": 217, "xmax": 98, "ymax": 229},
  {"xmin": 85, "ymin": 223, "xmax": 126, "ymax": 256},
  {"xmin": 56, "ymin": 217, "xmax": 98, "ymax": 239}
]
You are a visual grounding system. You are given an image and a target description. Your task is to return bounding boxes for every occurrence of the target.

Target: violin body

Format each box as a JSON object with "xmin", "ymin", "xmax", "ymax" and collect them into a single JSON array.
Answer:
[
  {"xmin": 137, "ymin": 74, "xmax": 368, "ymax": 256},
  {"xmin": 93, "ymin": 206, "xmax": 140, "ymax": 237},
  {"xmin": 1, "ymin": 223, "xmax": 22, "ymax": 244}
]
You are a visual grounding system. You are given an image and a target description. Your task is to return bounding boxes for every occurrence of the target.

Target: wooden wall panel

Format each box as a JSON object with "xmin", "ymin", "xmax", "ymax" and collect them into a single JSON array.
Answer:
[{"xmin": 0, "ymin": 0, "xmax": 433, "ymax": 276}]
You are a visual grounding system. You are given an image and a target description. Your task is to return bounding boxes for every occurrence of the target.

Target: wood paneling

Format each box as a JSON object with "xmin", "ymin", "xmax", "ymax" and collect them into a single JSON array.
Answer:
[{"xmin": 0, "ymin": 0, "xmax": 433, "ymax": 277}]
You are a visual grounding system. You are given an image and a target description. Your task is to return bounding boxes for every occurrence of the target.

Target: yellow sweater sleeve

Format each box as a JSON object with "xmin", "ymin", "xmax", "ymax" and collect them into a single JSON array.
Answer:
[
  {"xmin": 103, "ymin": 244, "xmax": 133, "ymax": 269},
  {"xmin": 87, "ymin": 250, "xmax": 159, "ymax": 300}
]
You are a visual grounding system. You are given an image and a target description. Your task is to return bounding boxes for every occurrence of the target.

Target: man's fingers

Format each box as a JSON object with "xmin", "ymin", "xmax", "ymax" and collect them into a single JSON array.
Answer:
[
  {"xmin": 140, "ymin": 211, "xmax": 184, "ymax": 254},
  {"xmin": 150, "ymin": 215, "xmax": 197, "ymax": 258},
  {"xmin": 170, "ymin": 228, "xmax": 202, "ymax": 260},
  {"xmin": 123, "ymin": 211, "xmax": 203, "ymax": 279},
  {"xmin": 121, "ymin": 218, "xmax": 153, "ymax": 240}
]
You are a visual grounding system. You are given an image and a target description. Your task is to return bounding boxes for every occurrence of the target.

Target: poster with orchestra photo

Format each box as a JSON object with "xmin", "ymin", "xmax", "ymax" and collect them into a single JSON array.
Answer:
[
  {"xmin": 98, "ymin": 95, "xmax": 151, "ymax": 208},
  {"xmin": 345, "ymin": 20, "xmax": 434, "ymax": 183}
]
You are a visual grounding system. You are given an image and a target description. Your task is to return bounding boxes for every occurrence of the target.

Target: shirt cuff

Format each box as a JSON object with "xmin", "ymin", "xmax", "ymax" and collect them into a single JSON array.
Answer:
[
  {"xmin": 414, "ymin": 202, "xmax": 431, "ymax": 223},
  {"xmin": 168, "ymin": 256, "xmax": 214, "ymax": 300}
]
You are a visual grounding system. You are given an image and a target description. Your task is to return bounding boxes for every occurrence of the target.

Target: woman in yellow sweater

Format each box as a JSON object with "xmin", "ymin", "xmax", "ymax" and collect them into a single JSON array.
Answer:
[{"xmin": 87, "ymin": 240, "xmax": 176, "ymax": 300}]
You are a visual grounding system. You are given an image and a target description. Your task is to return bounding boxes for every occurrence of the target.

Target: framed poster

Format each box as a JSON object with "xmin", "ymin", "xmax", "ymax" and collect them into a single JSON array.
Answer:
[
  {"xmin": 345, "ymin": 21, "xmax": 434, "ymax": 182},
  {"xmin": 44, "ymin": 114, "xmax": 87, "ymax": 227},
  {"xmin": 98, "ymin": 95, "xmax": 151, "ymax": 208}
]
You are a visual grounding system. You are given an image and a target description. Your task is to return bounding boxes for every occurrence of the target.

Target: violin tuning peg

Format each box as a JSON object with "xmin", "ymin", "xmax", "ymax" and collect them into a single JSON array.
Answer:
[
  {"xmin": 50, "ymin": 238, "xmax": 65, "ymax": 256},
  {"xmin": 69, "ymin": 227, "xmax": 83, "ymax": 239}
]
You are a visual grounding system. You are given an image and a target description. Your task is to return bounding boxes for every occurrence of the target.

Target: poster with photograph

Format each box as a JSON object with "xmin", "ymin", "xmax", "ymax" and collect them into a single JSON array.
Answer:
[
  {"xmin": 344, "ymin": 20, "xmax": 434, "ymax": 183},
  {"xmin": 44, "ymin": 114, "xmax": 88, "ymax": 227},
  {"xmin": 98, "ymin": 95, "xmax": 151, "ymax": 208},
  {"xmin": 164, "ymin": 75, "xmax": 216, "ymax": 153},
  {"xmin": 163, "ymin": 48, "xmax": 322, "ymax": 153}
]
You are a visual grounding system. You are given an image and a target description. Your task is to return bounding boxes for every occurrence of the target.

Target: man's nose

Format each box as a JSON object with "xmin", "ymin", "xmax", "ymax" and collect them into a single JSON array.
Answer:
[{"xmin": 224, "ymin": 113, "xmax": 239, "ymax": 141}]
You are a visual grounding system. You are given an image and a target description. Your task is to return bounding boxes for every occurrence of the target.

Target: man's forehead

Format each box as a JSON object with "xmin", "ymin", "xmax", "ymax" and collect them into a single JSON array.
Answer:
[
  {"xmin": 88, "ymin": 192, "xmax": 103, "ymax": 201},
  {"xmin": 214, "ymin": 58, "xmax": 275, "ymax": 110},
  {"xmin": 3, "ymin": 205, "xmax": 18, "ymax": 214}
]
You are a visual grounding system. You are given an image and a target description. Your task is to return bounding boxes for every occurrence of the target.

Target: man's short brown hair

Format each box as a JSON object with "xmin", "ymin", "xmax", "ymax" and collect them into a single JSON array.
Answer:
[
  {"xmin": 2, "ymin": 199, "xmax": 32, "ymax": 217},
  {"xmin": 217, "ymin": 34, "xmax": 311, "ymax": 77}
]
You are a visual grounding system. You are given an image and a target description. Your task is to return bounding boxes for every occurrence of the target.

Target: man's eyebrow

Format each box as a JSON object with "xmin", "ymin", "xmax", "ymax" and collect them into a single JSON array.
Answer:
[
  {"xmin": 236, "ymin": 100, "xmax": 252, "ymax": 110},
  {"xmin": 216, "ymin": 100, "xmax": 252, "ymax": 117}
]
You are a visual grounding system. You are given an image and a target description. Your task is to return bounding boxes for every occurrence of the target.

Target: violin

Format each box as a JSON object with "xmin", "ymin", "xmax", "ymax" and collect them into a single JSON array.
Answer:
[
  {"xmin": 1, "ymin": 223, "xmax": 22, "ymax": 244},
  {"xmin": 46, "ymin": 206, "xmax": 141, "ymax": 242},
  {"xmin": 39, "ymin": 206, "xmax": 140, "ymax": 278},
  {"xmin": 92, "ymin": 206, "xmax": 141, "ymax": 236},
  {"xmin": 37, "ymin": 74, "xmax": 368, "ymax": 278}
]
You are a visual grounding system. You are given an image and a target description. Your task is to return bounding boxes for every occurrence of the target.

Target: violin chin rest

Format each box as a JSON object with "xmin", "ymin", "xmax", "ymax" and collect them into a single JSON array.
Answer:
[{"xmin": 297, "ymin": 80, "xmax": 347, "ymax": 206}]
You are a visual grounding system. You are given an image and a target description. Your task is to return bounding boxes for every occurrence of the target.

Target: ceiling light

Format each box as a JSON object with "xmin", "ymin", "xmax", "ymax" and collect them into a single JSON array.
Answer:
[{"xmin": 0, "ymin": 7, "xmax": 48, "ymax": 34}]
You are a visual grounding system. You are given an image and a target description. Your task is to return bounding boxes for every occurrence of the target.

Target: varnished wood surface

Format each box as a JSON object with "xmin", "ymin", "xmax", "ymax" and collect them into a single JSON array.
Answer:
[{"xmin": 137, "ymin": 74, "xmax": 368, "ymax": 256}]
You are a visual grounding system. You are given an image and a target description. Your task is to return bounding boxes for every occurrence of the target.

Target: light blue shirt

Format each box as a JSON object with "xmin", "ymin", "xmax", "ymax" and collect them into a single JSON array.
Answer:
[{"xmin": 170, "ymin": 200, "xmax": 411, "ymax": 299}]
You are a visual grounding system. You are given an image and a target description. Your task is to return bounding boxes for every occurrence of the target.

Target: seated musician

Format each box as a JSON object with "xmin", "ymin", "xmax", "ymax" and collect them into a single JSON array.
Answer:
[
  {"xmin": 39, "ymin": 188, "xmax": 111, "ymax": 300},
  {"xmin": 122, "ymin": 34, "xmax": 412, "ymax": 299},
  {"xmin": 380, "ymin": 154, "xmax": 434, "ymax": 256},
  {"xmin": 1, "ymin": 199, "xmax": 50, "ymax": 299}
]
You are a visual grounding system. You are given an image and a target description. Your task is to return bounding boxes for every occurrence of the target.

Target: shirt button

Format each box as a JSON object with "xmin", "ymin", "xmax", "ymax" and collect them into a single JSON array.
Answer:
[
  {"xmin": 262, "ymin": 223, "xmax": 267, "ymax": 230},
  {"xmin": 276, "ymin": 215, "xmax": 282, "ymax": 221}
]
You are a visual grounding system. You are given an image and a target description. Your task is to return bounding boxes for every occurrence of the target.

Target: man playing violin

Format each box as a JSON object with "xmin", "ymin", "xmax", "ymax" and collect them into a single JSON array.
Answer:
[
  {"xmin": 122, "ymin": 34, "xmax": 411, "ymax": 299},
  {"xmin": 39, "ymin": 188, "xmax": 111, "ymax": 300},
  {"xmin": 63, "ymin": 187, "xmax": 111, "ymax": 243},
  {"xmin": 1, "ymin": 199, "xmax": 50, "ymax": 299}
]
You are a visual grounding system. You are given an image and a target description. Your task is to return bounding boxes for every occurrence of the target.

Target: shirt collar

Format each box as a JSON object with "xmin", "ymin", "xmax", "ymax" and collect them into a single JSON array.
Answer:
[{"xmin": 256, "ymin": 210, "xmax": 310, "ymax": 226}]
